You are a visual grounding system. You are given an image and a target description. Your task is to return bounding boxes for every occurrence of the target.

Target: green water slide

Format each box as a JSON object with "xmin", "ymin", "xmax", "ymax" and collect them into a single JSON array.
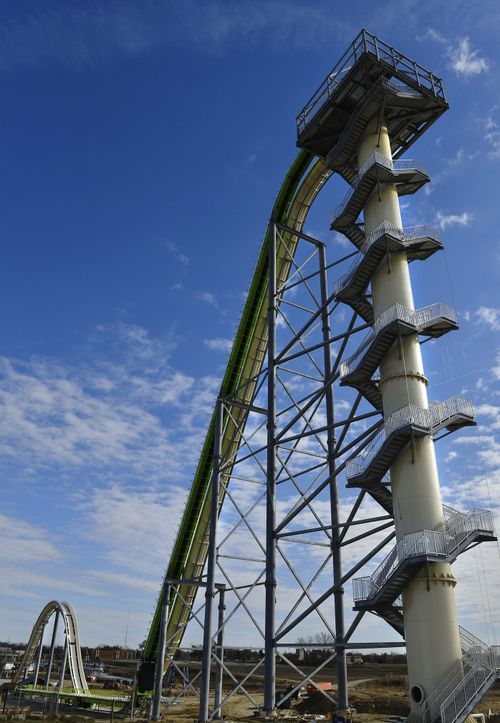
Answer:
[{"xmin": 143, "ymin": 149, "xmax": 335, "ymax": 664}]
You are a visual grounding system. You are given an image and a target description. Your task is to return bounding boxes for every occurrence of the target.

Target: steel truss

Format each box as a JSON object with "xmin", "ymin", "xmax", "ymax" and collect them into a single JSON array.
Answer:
[{"xmin": 155, "ymin": 221, "xmax": 414, "ymax": 722}]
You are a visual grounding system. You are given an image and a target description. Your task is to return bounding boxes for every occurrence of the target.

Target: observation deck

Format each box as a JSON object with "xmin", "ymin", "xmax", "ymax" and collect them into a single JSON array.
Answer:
[
  {"xmin": 345, "ymin": 397, "xmax": 475, "ymax": 493},
  {"xmin": 339, "ymin": 302, "xmax": 458, "ymax": 408},
  {"xmin": 330, "ymin": 153, "xmax": 429, "ymax": 237},
  {"xmin": 297, "ymin": 29, "xmax": 448, "ymax": 161},
  {"xmin": 334, "ymin": 222, "xmax": 443, "ymax": 324}
]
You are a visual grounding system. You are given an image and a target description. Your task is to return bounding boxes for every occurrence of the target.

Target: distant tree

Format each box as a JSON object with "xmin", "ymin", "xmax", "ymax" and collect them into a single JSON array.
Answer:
[{"xmin": 296, "ymin": 631, "xmax": 335, "ymax": 651}]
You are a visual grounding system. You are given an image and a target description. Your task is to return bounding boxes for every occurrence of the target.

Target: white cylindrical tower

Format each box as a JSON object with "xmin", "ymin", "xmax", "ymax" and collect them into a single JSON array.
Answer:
[{"xmin": 357, "ymin": 119, "xmax": 462, "ymax": 716}]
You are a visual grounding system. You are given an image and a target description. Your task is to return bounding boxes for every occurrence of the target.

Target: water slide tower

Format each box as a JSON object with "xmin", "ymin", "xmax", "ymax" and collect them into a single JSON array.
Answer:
[
  {"xmin": 142, "ymin": 30, "xmax": 498, "ymax": 723},
  {"xmin": 297, "ymin": 29, "xmax": 496, "ymax": 719}
]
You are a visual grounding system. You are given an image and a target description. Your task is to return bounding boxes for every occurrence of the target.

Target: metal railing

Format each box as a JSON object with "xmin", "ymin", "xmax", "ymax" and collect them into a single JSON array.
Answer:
[
  {"xmin": 326, "ymin": 77, "xmax": 423, "ymax": 167},
  {"xmin": 352, "ymin": 528, "xmax": 448, "ymax": 601},
  {"xmin": 346, "ymin": 403, "xmax": 428, "ymax": 479},
  {"xmin": 439, "ymin": 648, "xmax": 500, "ymax": 723},
  {"xmin": 459, "ymin": 626, "xmax": 488, "ymax": 657},
  {"xmin": 352, "ymin": 508, "xmax": 494, "ymax": 603},
  {"xmin": 339, "ymin": 302, "xmax": 457, "ymax": 378},
  {"xmin": 420, "ymin": 629, "xmax": 490, "ymax": 723},
  {"xmin": 331, "ymin": 153, "xmax": 425, "ymax": 223},
  {"xmin": 334, "ymin": 223, "xmax": 441, "ymax": 296},
  {"xmin": 345, "ymin": 396, "xmax": 473, "ymax": 480},
  {"xmin": 428, "ymin": 396, "xmax": 473, "ymax": 429},
  {"xmin": 297, "ymin": 29, "xmax": 446, "ymax": 133}
]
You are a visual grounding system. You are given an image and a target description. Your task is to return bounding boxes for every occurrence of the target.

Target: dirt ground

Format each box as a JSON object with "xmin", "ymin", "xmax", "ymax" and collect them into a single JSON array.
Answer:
[{"xmin": 156, "ymin": 676, "xmax": 500, "ymax": 722}]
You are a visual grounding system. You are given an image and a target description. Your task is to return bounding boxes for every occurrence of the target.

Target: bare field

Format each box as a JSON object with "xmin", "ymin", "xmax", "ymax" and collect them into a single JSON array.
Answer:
[{"xmin": 157, "ymin": 672, "xmax": 500, "ymax": 722}]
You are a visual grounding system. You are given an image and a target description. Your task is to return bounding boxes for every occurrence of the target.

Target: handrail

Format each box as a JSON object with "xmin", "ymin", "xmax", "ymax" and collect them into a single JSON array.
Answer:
[
  {"xmin": 334, "ymin": 223, "xmax": 441, "ymax": 295},
  {"xmin": 352, "ymin": 508, "xmax": 494, "ymax": 603},
  {"xmin": 419, "ymin": 627, "xmax": 490, "ymax": 723},
  {"xmin": 459, "ymin": 626, "xmax": 488, "ymax": 656},
  {"xmin": 326, "ymin": 77, "xmax": 423, "ymax": 167},
  {"xmin": 297, "ymin": 29, "xmax": 445, "ymax": 133},
  {"xmin": 439, "ymin": 648, "xmax": 500, "ymax": 723},
  {"xmin": 345, "ymin": 396, "xmax": 473, "ymax": 480},
  {"xmin": 332, "ymin": 153, "xmax": 425, "ymax": 222},
  {"xmin": 339, "ymin": 303, "xmax": 457, "ymax": 378}
]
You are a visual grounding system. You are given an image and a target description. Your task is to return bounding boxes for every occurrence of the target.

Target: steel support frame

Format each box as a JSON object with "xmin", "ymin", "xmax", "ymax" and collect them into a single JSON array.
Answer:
[
  {"xmin": 259, "ymin": 222, "xmax": 387, "ymax": 713},
  {"xmin": 161, "ymin": 222, "xmax": 398, "ymax": 719}
]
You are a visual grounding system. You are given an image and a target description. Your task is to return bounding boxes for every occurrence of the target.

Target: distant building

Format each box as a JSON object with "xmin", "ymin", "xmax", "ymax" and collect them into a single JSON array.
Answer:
[{"xmin": 96, "ymin": 646, "xmax": 138, "ymax": 661}]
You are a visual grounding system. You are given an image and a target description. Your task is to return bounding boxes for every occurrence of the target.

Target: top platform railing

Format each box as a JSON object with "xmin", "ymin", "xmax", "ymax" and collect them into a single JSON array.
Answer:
[{"xmin": 297, "ymin": 29, "xmax": 446, "ymax": 134}]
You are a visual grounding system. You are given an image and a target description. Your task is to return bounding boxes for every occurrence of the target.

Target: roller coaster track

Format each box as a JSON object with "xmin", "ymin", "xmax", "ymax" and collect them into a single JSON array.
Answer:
[
  {"xmin": 143, "ymin": 150, "xmax": 335, "ymax": 663},
  {"xmin": 1, "ymin": 600, "xmax": 89, "ymax": 695}
]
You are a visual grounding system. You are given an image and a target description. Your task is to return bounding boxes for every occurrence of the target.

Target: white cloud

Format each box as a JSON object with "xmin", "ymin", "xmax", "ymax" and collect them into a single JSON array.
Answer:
[
  {"xmin": 423, "ymin": 28, "xmax": 447, "ymax": 44},
  {"xmin": 447, "ymin": 37, "xmax": 489, "ymax": 77},
  {"xmin": 165, "ymin": 240, "xmax": 189, "ymax": 267},
  {"xmin": 0, "ymin": 514, "xmax": 63, "ymax": 565},
  {"xmin": 84, "ymin": 483, "xmax": 188, "ymax": 576},
  {"xmin": 0, "ymin": 2, "xmax": 351, "ymax": 74},
  {"xmin": 203, "ymin": 337, "xmax": 233, "ymax": 352},
  {"xmin": 423, "ymin": 30, "xmax": 489, "ymax": 78},
  {"xmin": 196, "ymin": 290, "xmax": 218, "ymax": 307},
  {"xmin": 484, "ymin": 116, "xmax": 500, "ymax": 159},
  {"xmin": 447, "ymin": 148, "xmax": 465, "ymax": 168},
  {"xmin": 0, "ymin": 323, "xmax": 217, "ymax": 483},
  {"xmin": 436, "ymin": 211, "xmax": 472, "ymax": 230},
  {"xmin": 493, "ymin": 351, "xmax": 500, "ymax": 381},
  {"xmin": 332, "ymin": 232, "xmax": 350, "ymax": 248},
  {"xmin": 472, "ymin": 307, "xmax": 500, "ymax": 332}
]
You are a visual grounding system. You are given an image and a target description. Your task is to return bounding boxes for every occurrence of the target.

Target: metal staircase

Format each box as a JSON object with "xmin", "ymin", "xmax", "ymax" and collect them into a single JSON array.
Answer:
[
  {"xmin": 419, "ymin": 628, "xmax": 500, "ymax": 723},
  {"xmin": 345, "ymin": 397, "xmax": 475, "ymax": 495},
  {"xmin": 352, "ymin": 508, "xmax": 496, "ymax": 609},
  {"xmin": 295, "ymin": 28, "xmax": 496, "ymax": 723},
  {"xmin": 339, "ymin": 302, "xmax": 458, "ymax": 408},
  {"xmin": 334, "ymin": 222, "xmax": 443, "ymax": 324},
  {"xmin": 439, "ymin": 647, "xmax": 500, "ymax": 723},
  {"xmin": 326, "ymin": 76, "xmax": 434, "ymax": 171},
  {"xmin": 330, "ymin": 153, "xmax": 429, "ymax": 239}
]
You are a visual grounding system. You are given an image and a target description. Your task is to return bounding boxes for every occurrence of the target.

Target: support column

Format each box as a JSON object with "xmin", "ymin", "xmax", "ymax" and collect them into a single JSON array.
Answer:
[
  {"xmin": 55, "ymin": 637, "xmax": 68, "ymax": 714},
  {"xmin": 319, "ymin": 243, "xmax": 348, "ymax": 714},
  {"xmin": 264, "ymin": 223, "xmax": 277, "ymax": 713},
  {"xmin": 33, "ymin": 627, "xmax": 45, "ymax": 687},
  {"xmin": 357, "ymin": 120, "xmax": 462, "ymax": 716},
  {"xmin": 213, "ymin": 586, "xmax": 226, "ymax": 720},
  {"xmin": 199, "ymin": 399, "xmax": 223, "ymax": 723},
  {"xmin": 152, "ymin": 584, "xmax": 170, "ymax": 720},
  {"xmin": 45, "ymin": 611, "xmax": 60, "ymax": 691}
]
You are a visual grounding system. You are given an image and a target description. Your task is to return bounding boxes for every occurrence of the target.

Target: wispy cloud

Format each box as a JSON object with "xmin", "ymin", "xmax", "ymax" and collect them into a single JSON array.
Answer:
[
  {"xmin": 0, "ymin": 323, "xmax": 215, "ymax": 483},
  {"xmin": 493, "ymin": 350, "xmax": 500, "ymax": 381},
  {"xmin": 472, "ymin": 307, "xmax": 500, "ymax": 332},
  {"xmin": 203, "ymin": 337, "xmax": 233, "ymax": 352},
  {"xmin": 0, "ymin": 1, "xmax": 350, "ymax": 73},
  {"xmin": 423, "ymin": 29, "xmax": 489, "ymax": 78},
  {"xmin": 436, "ymin": 211, "xmax": 472, "ymax": 230},
  {"xmin": 0, "ymin": 513, "xmax": 63, "ymax": 565},
  {"xmin": 448, "ymin": 37, "xmax": 489, "ymax": 77},
  {"xmin": 196, "ymin": 290, "xmax": 218, "ymax": 307},
  {"xmin": 165, "ymin": 240, "xmax": 189, "ymax": 267},
  {"xmin": 484, "ymin": 116, "xmax": 500, "ymax": 159},
  {"xmin": 84, "ymin": 483, "xmax": 188, "ymax": 576}
]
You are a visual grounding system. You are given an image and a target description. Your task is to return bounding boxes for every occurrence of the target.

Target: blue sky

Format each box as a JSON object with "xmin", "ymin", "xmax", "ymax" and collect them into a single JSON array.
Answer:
[{"xmin": 0, "ymin": 0, "xmax": 499, "ymax": 651}]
